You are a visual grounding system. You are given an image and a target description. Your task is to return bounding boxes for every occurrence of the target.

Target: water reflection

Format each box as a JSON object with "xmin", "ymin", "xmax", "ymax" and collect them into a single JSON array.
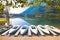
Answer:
[
  {"xmin": 10, "ymin": 18, "xmax": 30, "ymax": 26},
  {"xmin": 22, "ymin": 17, "xmax": 60, "ymax": 25},
  {"xmin": 9, "ymin": 16, "xmax": 60, "ymax": 26}
]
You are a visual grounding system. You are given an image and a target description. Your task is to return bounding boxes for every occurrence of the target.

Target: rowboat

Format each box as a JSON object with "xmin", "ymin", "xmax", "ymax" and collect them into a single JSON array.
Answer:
[
  {"xmin": 20, "ymin": 25, "xmax": 28, "ymax": 35},
  {"xmin": 0, "ymin": 26, "xmax": 10, "ymax": 34},
  {"xmin": 49, "ymin": 26, "xmax": 60, "ymax": 34},
  {"xmin": 44, "ymin": 25, "xmax": 59, "ymax": 35},
  {"xmin": 37, "ymin": 25, "xmax": 50, "ymax": 34},
  {"xmin": 9, "ymin": 25, "xmax": 20, "ymax": 34},
  {"xmin": 29, "ymin": 25, "xmax": 38, "ymax": 35}
]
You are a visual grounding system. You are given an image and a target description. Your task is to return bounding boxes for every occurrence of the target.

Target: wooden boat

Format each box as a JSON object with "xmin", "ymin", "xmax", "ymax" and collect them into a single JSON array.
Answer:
[
  {"xmin": 0, "ymin": 26, "xmax": 10, "ymax": 34},
  {"xmin": 44, "ymin": 25, "xmax": 58, "ymax": 35},
  {"xmin": 9, "ymin": 25, "xmax": 20, "ymax": 34},
  {"xmin": 20, "ymin": 25, "xmax": 28, "ymax": 35},
  {"xmin": 37, "ymin": 25, "xmax": 50, "ymax": 34},
  {"xmin": 29, "ymin": 25, "xmax": 38, "ymax": 35},
  {"xmin": 49, "ymin": 26, "xmax": 60, "ymax": 34}
]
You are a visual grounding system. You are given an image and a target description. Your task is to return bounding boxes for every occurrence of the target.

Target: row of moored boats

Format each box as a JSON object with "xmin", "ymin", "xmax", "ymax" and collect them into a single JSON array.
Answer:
[{"xmin": 0, "ymin": 25, "xmax": 60, "ymax": 36}]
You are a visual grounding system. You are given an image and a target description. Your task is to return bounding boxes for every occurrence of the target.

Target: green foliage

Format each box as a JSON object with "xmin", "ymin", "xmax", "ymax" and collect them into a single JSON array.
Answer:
[
  {"xmin": 55, "ymin": 5, "xmax": 60, "ymax": 10},
  {"xmin": 17, "ymin": 0, "xmax": 26, "ymax": 3},
  {"xmin": 0, "ymin": 4, "xmax": 4, "ymax": 12}
]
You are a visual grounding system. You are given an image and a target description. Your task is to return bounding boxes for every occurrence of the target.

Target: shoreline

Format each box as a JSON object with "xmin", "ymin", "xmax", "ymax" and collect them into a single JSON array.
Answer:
[{"xmin": 0, "ymin": 36, "xmax": 60, "ymax": 40}]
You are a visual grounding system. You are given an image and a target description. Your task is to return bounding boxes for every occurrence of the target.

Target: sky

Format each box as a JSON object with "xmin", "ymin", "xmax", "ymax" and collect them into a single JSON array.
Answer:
[
  {"xmin": 27, "ymin": 0, "xmax": 35, "ymax": 3},
  {"xmin": 27, "ymin": 0, "xmax": 31, "ymax": 3}
]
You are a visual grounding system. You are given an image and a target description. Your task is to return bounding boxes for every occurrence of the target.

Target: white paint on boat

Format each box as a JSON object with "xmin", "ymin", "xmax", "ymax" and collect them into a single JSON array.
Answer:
[
  {"xmin": 49, "ymin": 26, "xmax": 60, "ymax": 33},
  {"xmin": 9, "ymin": 26, "xmax": 20, "ymax": 34},
  {"xmin": 44, "ymin": 25, "xmax": 57, "ymax": 35},
  {"xmin": 28, "ymin": 27, "xmax": 31, "ymax": 36},
  {"xmin": 20, "ymin": 25, "xmax": 28, "ymax": 35},
  {"xmin": 37, "ymin": 25, "xmax": 45, "ymax": 35},
  {"xmin": 1, "ymin": 28, "xmax": 11, "ymax": 36},
  {"xmin": 37, "ymin": 25, "xmax": 50, "ymax": 34},
  {"xmin": 14, "ymin": 28, "xmax": 21, "ymax": 36},
  {"xmin": 29, "ymin": 25, "xmax": 38, "ymax": 35}
]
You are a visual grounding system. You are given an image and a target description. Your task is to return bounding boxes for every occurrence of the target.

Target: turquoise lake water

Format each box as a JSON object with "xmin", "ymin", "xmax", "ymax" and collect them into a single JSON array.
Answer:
[
  {"xmin": 10, "ymin": 17, "xmax": 60, "ymax": 26},
  {"xmin": 22, "ymin": 17, "xmax": 60, "ymax": 25}
]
